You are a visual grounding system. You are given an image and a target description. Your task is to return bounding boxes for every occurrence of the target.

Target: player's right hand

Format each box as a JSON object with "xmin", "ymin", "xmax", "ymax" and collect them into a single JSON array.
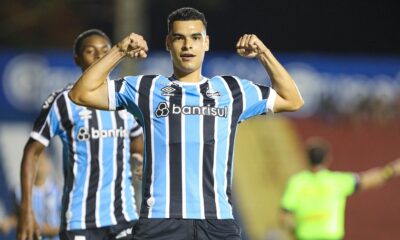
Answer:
[
  {"xmin": 236, "ymin": 34, "xmax": 268, "ymax": 58},
  {"xmin": 117, "ymin": 33, "xmax": 148, "ymax": 59},
  {"xmin": 131, "ymin": 153, "xmax": 144, "ymax": 181},
  {"xmin": 17, "ymin": 208, "xmax": 41, "ymax": 240}
]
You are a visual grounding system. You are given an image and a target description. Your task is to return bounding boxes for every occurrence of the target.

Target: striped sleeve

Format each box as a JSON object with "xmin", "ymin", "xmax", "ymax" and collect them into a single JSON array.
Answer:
[
  {"xmin": 235, "ymin": 77, "xmax": 277, "ymax": 122},
  {"xmin": 108, "ymin": 76, "xmax": 142, "ymax": 111},
  {"xmin": 129, "ymin": 119, "xmax": 143, "ymax": 138},
  {"xmin": 30, "ymin": 90, "xmax": 64, "ymax": 146}
]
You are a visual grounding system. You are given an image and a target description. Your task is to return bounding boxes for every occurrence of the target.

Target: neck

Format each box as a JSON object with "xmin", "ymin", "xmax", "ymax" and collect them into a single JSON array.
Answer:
[
  {"xmin": 310, "ymin": 165, "xmax": 325, "ymax": 173},
  {"xmin": 173, "ymin": 68, "xmax": 203, "ymax": 83}
]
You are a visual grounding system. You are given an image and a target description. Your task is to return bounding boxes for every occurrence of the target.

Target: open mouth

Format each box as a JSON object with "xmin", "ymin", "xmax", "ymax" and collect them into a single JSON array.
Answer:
[{"xmin": 180, "ymin": 53, "xmax": 195, "ymax": 61}]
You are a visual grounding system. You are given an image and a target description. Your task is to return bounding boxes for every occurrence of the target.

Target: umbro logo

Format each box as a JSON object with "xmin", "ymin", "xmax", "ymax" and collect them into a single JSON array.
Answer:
[
  {"xmin": 78, "ymin": 109, "xmax": 92, "ymax": 120},
  {"xmin": 161, "ymin": 86, "xmax": 176, "ymax": 96},
  {"xmin": 206, "ymin": 88, "xmax": 221, "ymax": 99}
]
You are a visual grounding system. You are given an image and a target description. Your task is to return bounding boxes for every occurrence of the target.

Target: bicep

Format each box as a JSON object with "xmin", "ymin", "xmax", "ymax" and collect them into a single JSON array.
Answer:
[
  {"xmin": 69, "ymin": 81, "xmax": 110, "ymax": 110},
  {"xmin": 23, "ymin": 139, "xmax": 46, "ymax": 161}
]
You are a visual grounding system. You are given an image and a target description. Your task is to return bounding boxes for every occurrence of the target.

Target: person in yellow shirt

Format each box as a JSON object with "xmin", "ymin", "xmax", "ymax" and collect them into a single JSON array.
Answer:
[{"xmin": 280, "ymin": 137, "xmax": 400, "ymax": 240}]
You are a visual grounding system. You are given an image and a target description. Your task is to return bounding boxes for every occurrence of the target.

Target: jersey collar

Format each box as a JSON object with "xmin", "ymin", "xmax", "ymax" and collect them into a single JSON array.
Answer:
[{"xmin": 168, "ymin": 75, "xmax": 209, "ymax": 86}]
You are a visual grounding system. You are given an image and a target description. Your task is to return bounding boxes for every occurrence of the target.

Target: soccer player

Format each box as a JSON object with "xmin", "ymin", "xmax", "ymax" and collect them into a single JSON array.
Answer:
[
  {"xmin": 13, "ymin": 152, "xmax": 61, "ymax": 240},
  {"xmin": 280, "ymin": 137, "xmax": 400, "ymax": 240},
  {"xmin": 18, "ymin": 29, "xmax": 143, "ymax": 240},
  {"xmin": 68, "ymin": 7, "xmax": 304, "ymax": 240}
]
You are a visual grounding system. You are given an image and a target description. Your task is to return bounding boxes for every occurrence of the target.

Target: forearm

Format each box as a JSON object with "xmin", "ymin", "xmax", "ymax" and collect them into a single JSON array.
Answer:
[
  {"xmin": 69, "ymin": 46, "xmax": 126, "ymax": 109},
  {"xmin": 257, "ymin": 49, "xmax": 304, "ymax": 112},
  {"xmin": 20, "ymin": 140, "xmax": 44, "ymax": 211},
  {"xmin": 130, "ymin": 135, "xmax": 144, "ymax": 156},
  {"xmin": 20, "ymin": 157, "xmax": 37, "ymax": 210},
  {"xmin": 130, "ymin": 135, "xmax": 144, "ymax": 180},
  {"xmin": 359, "ymin": 162, "xmax": 400, "ymax": 191}
]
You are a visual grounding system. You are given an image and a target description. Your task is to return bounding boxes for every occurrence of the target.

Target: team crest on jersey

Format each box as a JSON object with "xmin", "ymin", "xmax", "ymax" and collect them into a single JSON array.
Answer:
[
  {"xmin": 206, "ymin": 88, "xmax": 221, "ymax": 99},
  {"xmin": 161, "ymin": 86, "xmax": 176, "ymax": 96},
  {"xmin": 78, "ymin": 109, "xmax": 92, "ymax": 120}
]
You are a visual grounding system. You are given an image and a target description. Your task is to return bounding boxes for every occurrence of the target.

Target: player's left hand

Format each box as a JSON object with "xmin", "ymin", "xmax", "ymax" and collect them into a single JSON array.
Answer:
[{"xmin": 236, "ymin": 34, "xmax": 268, "ymax": 58}]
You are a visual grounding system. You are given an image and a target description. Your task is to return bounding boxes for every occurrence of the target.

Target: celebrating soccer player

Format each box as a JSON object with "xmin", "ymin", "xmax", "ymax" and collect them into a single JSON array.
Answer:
[{"xmin": 69, "ymin": 7, "xmax": 303, "ymax": 240}]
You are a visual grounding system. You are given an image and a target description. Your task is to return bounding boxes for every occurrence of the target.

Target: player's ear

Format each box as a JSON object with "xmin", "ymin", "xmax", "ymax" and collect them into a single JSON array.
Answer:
[
  {"xmin": 205, "ymin": 35, "xmax": 210, "ymax": 52},
  {"xmin": 74, "ymin": 54, "xmax": 81, "ymax": 66},
  {"xmin": 165, "ymin": 36, "xmax": 170, "ymax": 52}
]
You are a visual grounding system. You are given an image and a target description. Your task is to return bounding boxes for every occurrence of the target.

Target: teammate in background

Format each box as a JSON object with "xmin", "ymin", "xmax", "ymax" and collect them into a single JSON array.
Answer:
[
  {"xmin": 18, "ymin": 29, "xmax": 143, "ymax": 240},
  {"xmin": 0, "ymin": 152, "xmax": 61, "ymax": 240},
  {"xmin": 280, "ymin": 137, "xmax": 400, "ymax": 240},
  {"xmin": 69, "ymin": 7, "xmax": 303, "ymax": 240}
]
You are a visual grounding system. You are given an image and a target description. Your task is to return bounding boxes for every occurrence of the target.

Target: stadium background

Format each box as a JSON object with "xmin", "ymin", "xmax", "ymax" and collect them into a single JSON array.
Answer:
[{"xmin": 0, "ymin": 1, "xmax": 399, "ymax": 239}]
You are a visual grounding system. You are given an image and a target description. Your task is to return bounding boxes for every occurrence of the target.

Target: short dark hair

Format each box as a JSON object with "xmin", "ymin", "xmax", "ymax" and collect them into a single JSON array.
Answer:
[
  {"xmin": 306, "ymin": 137, "xmax": 330, "ymax": 166},
  {"xmin": 73, "ymin": 29, "xmax": 111, "ymax": 56},
  {"xmin": 167, "ymin": 7, "xmax": 207, "ymax": 33}
]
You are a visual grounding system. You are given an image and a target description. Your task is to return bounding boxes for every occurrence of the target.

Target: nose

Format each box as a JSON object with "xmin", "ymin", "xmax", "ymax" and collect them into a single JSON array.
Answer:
[
  {"xmin": 95, "ymin": 50, "xmax": 105, "ymax": 59},
  {"xmin": 183, "ymin": 38, "xmax": 193, "ymax": 50}
]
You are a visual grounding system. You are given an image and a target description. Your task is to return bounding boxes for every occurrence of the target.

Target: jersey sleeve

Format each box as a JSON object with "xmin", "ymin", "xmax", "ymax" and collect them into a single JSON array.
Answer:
[
  {"xmin": 237, "ymin": 78, "xmax": 277, "ymax": 122},
  {"xmin": 280, "ymin": 177, "xmax": 298, "ymax": 212},
  {"xmin": 129, "ymin": 118, "xmax": 143, "ymax": 138},
  {"xmin": 30, "ymin": 92, "xmax": 64, "ymax": 147},
  {"xmin": 108, "ymin": 76, "xmax": 141, "ymax": 111},
  {"xmin": 334, "ymin": 172, "xmax": 359, "ymax": 196}
]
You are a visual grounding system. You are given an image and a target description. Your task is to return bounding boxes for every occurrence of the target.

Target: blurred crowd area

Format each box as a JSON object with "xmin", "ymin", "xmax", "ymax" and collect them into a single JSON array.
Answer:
[
  {"xmin": 316, "ymin": 94, "xmax": 400, "ymax": 125},
  {"xmin": 1, "ymin": 0, "xmax": 399, "ymax": 54}
]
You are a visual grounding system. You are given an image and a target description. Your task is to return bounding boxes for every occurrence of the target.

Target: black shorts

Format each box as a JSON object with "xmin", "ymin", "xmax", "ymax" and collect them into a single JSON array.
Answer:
[
  {"xmin": 59, "ymin": 220, "xmax": 137, "ymax": 240},
  {"xmin": 133, "ymin": 218, "xmax": 242, "ymax": 240}
]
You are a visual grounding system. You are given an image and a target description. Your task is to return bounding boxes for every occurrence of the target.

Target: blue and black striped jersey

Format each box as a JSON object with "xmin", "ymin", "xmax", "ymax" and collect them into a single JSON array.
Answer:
[
  {"xmin": 14, "ymin": 181, "xmax": 61, "ymax": 240},
  {"xmin": 30, "ymin": 84, "xmax": 142, "ymax": 230},
  {"xmin": 108, "ymin": 75, "xmax": 276, "ymax": 219}
]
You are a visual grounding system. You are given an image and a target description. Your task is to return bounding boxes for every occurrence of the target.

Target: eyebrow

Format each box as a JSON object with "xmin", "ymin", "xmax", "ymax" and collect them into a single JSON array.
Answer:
[
  {"xmin": 171, "ymin": 32, "xmax": 204, "ymax": 37},
  {"xmin": 83, "ymin": 44, "xmax": 110, "ymax": 49}
]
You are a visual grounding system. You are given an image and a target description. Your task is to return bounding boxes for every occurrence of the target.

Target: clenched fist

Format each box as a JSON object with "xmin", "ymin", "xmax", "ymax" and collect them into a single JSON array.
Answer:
[
  {"xmin": 236, "ymin": 34, "xmax": 268, "ymax": 58},
  {"xmin": 117, "ymin": 33, "xmax": 148, "ymax": 59}
]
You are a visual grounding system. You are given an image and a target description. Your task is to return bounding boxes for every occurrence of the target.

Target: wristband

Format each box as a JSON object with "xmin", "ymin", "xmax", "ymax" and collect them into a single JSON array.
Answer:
[{"xmin": 383, "ymin": 165, "xmax": 395, "ymax": 181}]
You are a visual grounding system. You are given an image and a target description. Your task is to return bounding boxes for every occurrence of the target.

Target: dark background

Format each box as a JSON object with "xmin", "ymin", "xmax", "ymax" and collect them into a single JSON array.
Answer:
[{"xmin": 0, "ymin": 0, "xmax": 399, "ymax": 54}]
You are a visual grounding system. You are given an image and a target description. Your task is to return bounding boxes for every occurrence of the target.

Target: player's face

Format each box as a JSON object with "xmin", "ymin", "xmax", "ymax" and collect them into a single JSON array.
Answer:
[
  {"xmin": 166, "ymin": 20, "xmax": 209, "ymax": 76},
  {"xmin": 75, "ymin": 35, "xmax": 111, "ymax": 71}
]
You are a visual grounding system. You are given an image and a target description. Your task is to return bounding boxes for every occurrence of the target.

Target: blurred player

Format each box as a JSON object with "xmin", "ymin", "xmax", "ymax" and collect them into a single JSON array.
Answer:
[
  {"xmin": 18, "ymin": 29, "xmax": 143, "ymax": 240},
  {"xmin": 280, "ymin": 137, "xmax": 400, "ymax": 240},
  {"xmin": 14, "ymin": 152, "xmax": 61, "ymax": 240},
  {"xmin": 68, "ymin": 7, "xmax": 303, "ymax": 240}
]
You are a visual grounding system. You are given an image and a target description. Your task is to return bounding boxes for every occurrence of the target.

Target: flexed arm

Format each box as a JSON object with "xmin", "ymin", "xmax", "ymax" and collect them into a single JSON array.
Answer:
[
  {"xmin": 236, "ymin": 34, "xmax": 304, "ymax": 113},
  {"xmin": 69, "ymin": 33, "xmax": 148, "ymax": 110}
]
